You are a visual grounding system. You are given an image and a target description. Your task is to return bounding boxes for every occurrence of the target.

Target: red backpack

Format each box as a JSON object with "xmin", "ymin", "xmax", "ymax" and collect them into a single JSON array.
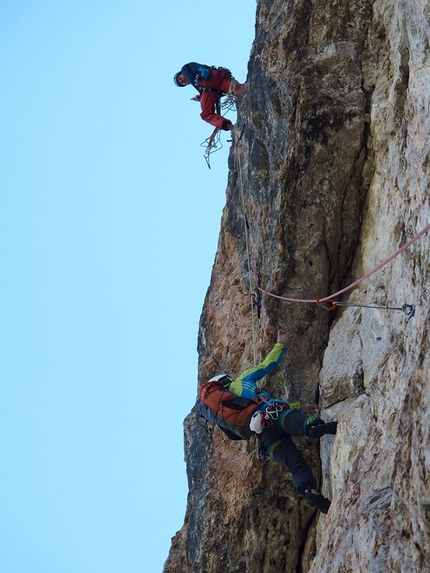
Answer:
[{"xmin": 197, "ymin": 380, "xmax": 261, "ymax": 440}]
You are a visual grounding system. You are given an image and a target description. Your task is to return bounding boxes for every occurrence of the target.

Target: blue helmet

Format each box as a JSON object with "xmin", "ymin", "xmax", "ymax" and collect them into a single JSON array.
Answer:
[{"xmin": 174, "ymin": 71, "xmax": 184, "ymax": 87}]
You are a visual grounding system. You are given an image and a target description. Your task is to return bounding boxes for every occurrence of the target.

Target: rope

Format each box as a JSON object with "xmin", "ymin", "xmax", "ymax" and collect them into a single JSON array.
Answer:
[
  {"xmin": 236, "ymin": 143, "xmax": 257, "ymax": 366},
  {"xmin": 256, "ymin": 224, "xmax": 430, "ymax": 305},
  {"xmin": 233, "ymin": 128, "xmax": 429, "ymax": 314},
  {"xmin": 201, "ymin": 127, "xmax": 222, "ymax": 169},
  {"xmin": 318, "ymin": 223, "xmax": 430, "ymax": 303},
  {"xmin": 201, "ymin": 96, "xmax": 236, "ymax": 168},
  {"xmin": 228, "ymin": 78, "xmax": 239, "ymax": 96}
]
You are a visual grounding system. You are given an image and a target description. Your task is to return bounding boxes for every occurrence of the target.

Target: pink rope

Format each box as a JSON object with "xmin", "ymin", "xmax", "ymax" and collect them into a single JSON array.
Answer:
[
  {"xmin": 256, "ymin": 222, "xmax": 430, "ymax": 305},
  {"xmin": 234, "ymin": 134, "xmax": 429, "ymax": 307},
  {"xmin": 257, "ymin": 286, "xmax": 316, "ymax": 304},
  {"xmin": 318, "ymin": 222, "xmax": 430, "ymax": 302}
]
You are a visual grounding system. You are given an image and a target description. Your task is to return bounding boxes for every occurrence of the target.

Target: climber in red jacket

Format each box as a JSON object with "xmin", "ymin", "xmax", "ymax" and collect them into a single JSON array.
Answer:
[{"xmin": 174, "ymin": 62, "xmax": 245, "ymax": 131}]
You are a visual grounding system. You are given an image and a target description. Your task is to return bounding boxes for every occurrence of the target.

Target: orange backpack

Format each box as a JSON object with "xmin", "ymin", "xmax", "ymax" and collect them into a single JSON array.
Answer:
[{"xmin": 197, "ymin": 380, "xmax": 261, "ymax": 440}]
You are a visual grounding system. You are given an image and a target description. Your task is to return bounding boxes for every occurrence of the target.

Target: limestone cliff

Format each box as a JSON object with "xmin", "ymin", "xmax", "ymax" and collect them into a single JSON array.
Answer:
[{"xmin": 164, "ymin": 0, "xmax": 430, "ymax": 571}]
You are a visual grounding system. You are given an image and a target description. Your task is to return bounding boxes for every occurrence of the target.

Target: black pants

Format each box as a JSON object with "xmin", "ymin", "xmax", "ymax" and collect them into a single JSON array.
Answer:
[{"xmin": 260, "ymin": 409, "xmax": 321, "ymax": 494}]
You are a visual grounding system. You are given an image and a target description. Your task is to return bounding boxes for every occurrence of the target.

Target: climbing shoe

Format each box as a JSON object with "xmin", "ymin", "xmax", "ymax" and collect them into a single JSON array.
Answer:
[
  {"xmin": 304, "ymin": 491, "xmax": 331, "ymax": 514},
  {"xmin": 307, "ymin": 421, "xmax": 338, "ymax": 438}
]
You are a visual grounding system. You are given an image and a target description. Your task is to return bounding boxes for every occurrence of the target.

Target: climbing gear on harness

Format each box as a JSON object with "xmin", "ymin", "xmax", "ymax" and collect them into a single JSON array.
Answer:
[
  {"xmin": 250, "ymin": 399, "xmax": 295, "ymax": 433},
  {"xmin": 220, "ymin": 67, "xmax": 232, "ymax": 79},
  {"xmin": 262, "ymin": 402, "xmax": 287, "ymax": 421},
  {"xmin": 228, "ymin": 78, "xmax": 239, "ymax": 96},
  {"xmin": 200, "ymin": 86, "xmax": 218, "ymax": 93},
  {"xmin": 251, "ymin": 291, "xmax": 262, "ymax": 323},
  {"xmin": 196, "ymin": 66, "xmax": 232, "ymax": 91}
]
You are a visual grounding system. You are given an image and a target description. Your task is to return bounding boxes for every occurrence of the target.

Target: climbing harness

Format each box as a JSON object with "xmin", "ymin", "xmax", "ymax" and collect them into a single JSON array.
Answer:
[
  {"xmin": 249, "ymin": 402, "xmax": 287, "ymax": 434},
  {"xmin": 263, "ymin": 402, "xmax": 287, "ymax": 421}
]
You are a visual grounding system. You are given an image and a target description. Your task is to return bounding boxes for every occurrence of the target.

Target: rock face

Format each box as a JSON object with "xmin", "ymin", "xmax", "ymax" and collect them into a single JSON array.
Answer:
[{"xmin": 164, "ymin": 0, "xmax": 430, "ymax": 572}]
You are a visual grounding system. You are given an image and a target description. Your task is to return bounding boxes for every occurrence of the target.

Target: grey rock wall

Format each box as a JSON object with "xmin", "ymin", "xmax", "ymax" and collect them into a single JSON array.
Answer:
[{"xmin": 164, "ymin": 0, "xmax": 430, "ymax": 571}]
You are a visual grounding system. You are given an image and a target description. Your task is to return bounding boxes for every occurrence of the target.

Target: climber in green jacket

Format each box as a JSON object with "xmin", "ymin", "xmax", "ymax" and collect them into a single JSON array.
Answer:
[{"xmin": 209, "ymin": 331, "xmax": 337, "ymax": 513}]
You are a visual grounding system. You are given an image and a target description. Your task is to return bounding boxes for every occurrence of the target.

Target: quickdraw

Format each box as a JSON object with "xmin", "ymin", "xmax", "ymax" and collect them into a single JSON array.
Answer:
[
  {"xmin": 316, "ymin": 298, "xmax": 416, "ymax": 322},
  {"xmin": 263, "ymin": 402, "xmax": 287, "ymax": 421},
  {"xmin": 250, "ymin": 292, "xmax": 262, "ymax": 322}
]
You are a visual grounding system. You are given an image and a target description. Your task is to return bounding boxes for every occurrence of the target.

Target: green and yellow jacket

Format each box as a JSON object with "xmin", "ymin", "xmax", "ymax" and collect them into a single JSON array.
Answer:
[{"xmin": 228, "ymin": 343, "xmax": 301, "ymax": 410}]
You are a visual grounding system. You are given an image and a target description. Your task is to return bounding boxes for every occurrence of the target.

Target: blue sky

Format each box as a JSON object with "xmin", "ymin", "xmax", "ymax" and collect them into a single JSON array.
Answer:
[{"xmin": 0, "ymin": 2, "xmax": 255, "ymax": 572}]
